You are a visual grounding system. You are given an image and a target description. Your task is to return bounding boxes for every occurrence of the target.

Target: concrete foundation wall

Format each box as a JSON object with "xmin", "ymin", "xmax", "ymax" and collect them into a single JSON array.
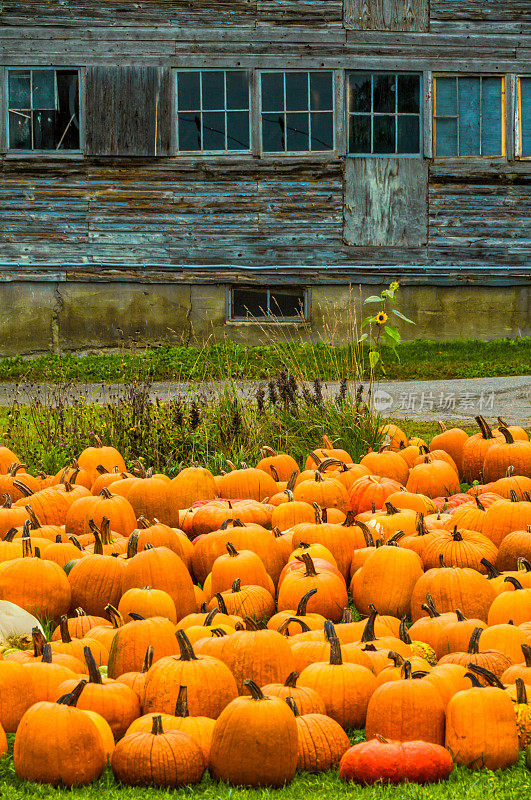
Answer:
[{"xmin": 0, "ymin": 281, "xmax": 529, "ymax": 355}]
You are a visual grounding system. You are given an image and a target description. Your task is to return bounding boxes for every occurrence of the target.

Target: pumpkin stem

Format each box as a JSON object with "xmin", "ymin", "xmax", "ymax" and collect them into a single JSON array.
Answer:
[
  {"xmin": 57, "ymin": 680, "xmax": 88, "ymax": 706},
  {"xmin": 329, "ymin": 637, "xmax": 343, "ymax": 666},
  {"xmin": 176, "ymin": 629, "xmax": 199, "ymax": 661},
  {"xmin": 284, "ymin": 671, "xmax": 300, "ymax": 688},
  {"xmin": 231, "ymin": 578, "xmax": 241, "ymax": 593},
  {"xmin": 69, "ymin": 535, "xmax": 85, "ymax": 551},
  {"xmin": 467, "ymin": 627, "xmax": 483, "ymax": 655},
  {"xmin": 464, "ymin": 672, "xmax": 483, "ymax": 688},
  {"xmin": 451, "ymin": 526, "xmax": 463, "ymax": 542},
  {"xmin": 174, "ymin": 685, "xmax": 189, "ymax": 718},
  {"xmin": 129, "ymin": 612, "xmax": 145, "ymax": 621},
  {"xmin": 2, "ymin": 528, "xmax": 17, "ymax": 542},
  {"xmin": 84, "ymin": 646, "xmax": 103, "ymax": 684},
  {"xmin": 312, "ymin": 502, "xmax": 323, "ymax": 524},
  {"xmin": 286, "ymin": 471, "xmax": 299, "ymax": 491},
  {"xmin": 151, "ymin": 715, "xmax": 164, "ymax": 736},
  {"xmin": 516, "ymin": 677, "xmax": 528, "ymax": 705},
  {"xmin": 510, "ymin": 490, "xmax": 519, "ymax": 503},
  {"xmin": 360, "ymin": 525, "xmax": 375, "ymax": 547},
  {"xmin": 59, "ymin": 615, "xmax": 72, "ymax": 644},
  {"xmin": 360, "ymin": 608, "xmax": 377, "ymax": 643},
  {"xmin": 204, "ymin": 608, "xmax": 219, "ymax": 626},
  {"xmin": 105, "ymin": 604, "xmax": 124, "ymax": 629},
  {"xmin": 474, "ymin": 495, "xmax": 486, "ymax": 511},
  {"xmin": 518, "ymin": 558, "xmax": 531, "ymax": 572},
  {"xmin": 341, "ymin": 606, "xmax": 353, "ymax": 624},
  {"xmin": 277, "ymin": 617, "xmax": 310, "ymax": 635},
  {"xmin": 438, "ymin": 554, "xmax": 448, "ymax": 568},
  {"xmin": 467, "ymin": 662, "xmax": 505, "ymax": 689},
  {"xmin": 41, "ymin": 643, "xmax": 53, "ymax": 664},
  {"xmin": 506, "ymin": 466, "xmax": 515, "ymax": 477},
  {"xmin": 480, "ymin": 558, "xmax": 501, "ymax": 580},
  {"xmin": 214, "ymin": 593, "xmax": 229, "ymax": 616},
  {"xmin": 75, "ymin": 608, "xmax": 87, "ymax": 617},
  {"xmin": 455, "ymin": 609, "xmax": 467, "ymax": 622},
  {"xmin": 374, "ymin": 733, "xmax": 390, "ymax": 744},
  {"xmin": 141, "ymin": 646, "xmax": 154, "ymax": 673},
  {"xmin": 225, "ymin": 542, "xmax": 238, "ymax": 558},
  {"xmin": 388, "ymin": 651, "xmax": 405, "ymax": 668},
  {"xmin": 384, "ymin": 501, "xmax": 400, "ymax": 516},
  {"xmin": 498, "ymin": 426, "xmax": 514, "ymax": 444},
  {"xmin": 210, "ymin": 628, "xmax": 229, "ymax": 637},
  {"xmin": 399, "ymin": 618, "xmax": 412, "ymax": 645},
  {"xmin": 401, "ymin": 660, "xmax": 412, "ymax": 680},
  {"xmin": 504, "ymin": 576, "xmax": 524, "ymax": 590},
  {"xmin": 296, "ymin": 588, "xmax": 318, "ymax": 616},
  {"xmin": 522, "ymin": 644, "xmax": 531, "ymax": 668},
  {"xmin": 297, "ymin": 552, "xmax": 318, "ymax": 578},
  {"xmin": 324, "ymin": 620, "xmax": 337, "ymax": 642},
  {"xmin": 285, "ymin": 696, "xmax": 300, "ymax": 717},
  {"xmin": 245, "ymin": 679, "xmax": 266, "ymax": 700},
  {"xmin": 31, "ymin": 627, "xmax": 46, "ymax": 658},
  {"xmin": 127, "ymin": 532, "xmax": 140, "ymax": 558}
]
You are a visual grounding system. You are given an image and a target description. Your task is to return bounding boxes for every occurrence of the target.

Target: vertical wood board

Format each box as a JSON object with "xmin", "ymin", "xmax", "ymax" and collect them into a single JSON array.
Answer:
[
  {"xmin": 344, "ymin": 157, "xmax": 428, "ymax": 245},
  {"xmin": 84, "ymin": 66, "xmax": 172, "ymax": 157},
  {"xmin": 345, "ymin": 0, "xmax": 429, "ymax": 31}
]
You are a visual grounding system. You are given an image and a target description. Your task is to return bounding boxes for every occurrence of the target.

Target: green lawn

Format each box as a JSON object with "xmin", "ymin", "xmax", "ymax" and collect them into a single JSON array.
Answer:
[
  {"xmin": 1, "ymin": 736, "xmax": 530, "ymax": 800},
  {"xmin": 0, "ymin": 337, "xmax": 528, "ymax": 383}
]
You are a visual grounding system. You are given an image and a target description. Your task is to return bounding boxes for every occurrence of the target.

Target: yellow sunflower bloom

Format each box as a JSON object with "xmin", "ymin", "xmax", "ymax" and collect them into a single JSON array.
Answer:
[{"xmin": 376, "ymin": 312, "xmax": 388, "ymax": 325}]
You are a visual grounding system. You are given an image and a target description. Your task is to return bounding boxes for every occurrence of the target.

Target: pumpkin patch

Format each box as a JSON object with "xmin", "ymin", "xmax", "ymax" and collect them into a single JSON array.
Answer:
[{"xmin": 0, "ymin": 420, "xmax": 530, "ymax": 791}]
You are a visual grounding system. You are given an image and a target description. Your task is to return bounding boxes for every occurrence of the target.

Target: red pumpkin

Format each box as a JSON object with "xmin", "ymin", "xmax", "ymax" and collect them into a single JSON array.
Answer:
[{"xmin": 339, "ymin": 736, "xmax": 454, "ymax": 785}]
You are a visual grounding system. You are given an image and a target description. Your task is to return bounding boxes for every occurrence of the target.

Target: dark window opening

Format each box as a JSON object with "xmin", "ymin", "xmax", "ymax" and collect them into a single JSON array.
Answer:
[
  {"xmin": 230, "ymin": 287, "xmax": 307, "ymax": 320},
  {"xmin": 260, "ymin": 72, "xmax": 334, "ymax": 153},
  {"xmin": 347, "ymin": 71, "xmax": 422, "ymax": 156},
  {"xmin": 8, "ymin": 68, "xmax": 80, "ymax": 151},
  {"xmin": 176, "ymin": 70, "xmax": 251, "ymax": 153}
]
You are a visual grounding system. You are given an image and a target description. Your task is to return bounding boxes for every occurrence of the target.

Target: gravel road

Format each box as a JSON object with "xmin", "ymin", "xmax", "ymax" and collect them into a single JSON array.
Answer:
[{"xmin": 0, "ymin": 375, "xmax": 529, "ymax": 423}]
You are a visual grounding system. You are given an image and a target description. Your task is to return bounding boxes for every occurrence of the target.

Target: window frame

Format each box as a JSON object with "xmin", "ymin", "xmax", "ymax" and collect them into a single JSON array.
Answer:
[
  {"xmin": 5, "ymin": 66, "xmax": 83, "ymax": 155},
  {"xmin": 346, "ymin": 70, "xmax": 423, "ymax": 158},
  {"xmin": 433, "ymin": 73, "xmax": 506, "ymax": 159},
  {"xmin": 258, "ymin": 69, "xmax": 336, "ymax": 157},
  {"xmin": 227, "ymin": 285, "xmax": 309, "ymax": 323},
  {"xmin": 174, "ymin": 68, "xmax": 252, "ymax": 156},
  {"xmin": 515, "ymin": 75, "xmax": 531, "ymax": 160}
]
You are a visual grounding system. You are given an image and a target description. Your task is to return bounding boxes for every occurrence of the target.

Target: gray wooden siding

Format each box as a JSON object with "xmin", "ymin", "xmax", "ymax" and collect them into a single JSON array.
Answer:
[
  {"xmin": 345, "ymin": 0, "xmax": 429, "ymax": 32},
  {"xmin": 344, "ymin": 158, "xmax": 428, "ymax": 246}
]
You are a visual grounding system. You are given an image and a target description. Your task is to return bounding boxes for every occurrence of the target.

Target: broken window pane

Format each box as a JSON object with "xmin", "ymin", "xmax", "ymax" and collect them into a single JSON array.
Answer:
[
  {"xmin": 233, "ymin": 289, "xmax": 267, "ymax": 318},
  {"xmin": 269, "ymin": 289, "xmax": 305, "ymax": 317},
  {"xmin": 9, "ymin": 111, "xmax": 32, "ymax": 149},
  {"xmin": 9, "ymin": 71, "xmax": 31, "ymax": 109},
  {"xmin": 32, "ymin": 70, "xmax": 56, "ymax": 110}
]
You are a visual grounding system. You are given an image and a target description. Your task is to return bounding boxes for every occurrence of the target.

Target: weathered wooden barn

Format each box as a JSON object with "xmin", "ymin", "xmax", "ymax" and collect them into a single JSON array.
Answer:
[{"xmin": 0, "ymin": 0, "xmax": 529, "ymax": 354}]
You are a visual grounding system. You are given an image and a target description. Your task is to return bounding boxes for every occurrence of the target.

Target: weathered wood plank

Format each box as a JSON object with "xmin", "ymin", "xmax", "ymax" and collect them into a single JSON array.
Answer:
[
  {"xmin": 345, "ymin": 0, "xmax": 428, "ymax": 32},
  {"xmin": 84, "ymin": 66, "xmax": 172, "ymax": 156},
  {"xmin": 344, "ymin": 158, "xmax": 428, "ymax": 246}
]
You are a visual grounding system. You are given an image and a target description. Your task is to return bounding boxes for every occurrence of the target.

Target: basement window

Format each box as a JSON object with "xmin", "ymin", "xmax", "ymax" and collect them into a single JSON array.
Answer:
[
  {"xmin": 229, "ymin": 287, "xmax": 307, "ymax": 321},
  {"xmin": 347, "ymin": 72, "xmax": 422, "ymax": 156},
  {"xmin": 260, "ymin": 71, "xmax": 335, "ymax": 153},
  {"xmin": 7, "ymin": 68, "xmax": 80, "ymax": 152},
  {"xmin": 517, "ymin": 77, "xmax": 531, "ymax": 158},
  {"xmin": 175, "ymin": 70, "xmax": 251, "ymax": 153},
  {"xmin": 434, "ymin": 75, "xmax": 505, "ymax": 157}
]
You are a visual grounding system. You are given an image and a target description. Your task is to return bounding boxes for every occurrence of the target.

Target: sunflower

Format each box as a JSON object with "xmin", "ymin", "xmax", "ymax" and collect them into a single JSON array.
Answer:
[{"xmin": 376, "ymin": 312, "xmax": 388, "ymax": 325}]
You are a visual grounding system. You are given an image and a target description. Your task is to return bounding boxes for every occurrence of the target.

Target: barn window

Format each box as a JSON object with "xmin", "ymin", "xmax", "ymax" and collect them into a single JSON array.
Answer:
[
  {"xmin": 260, "ymin": 71, "xmax": 334, "ymax": 153},
  {"xmin": 175, "ymin": 70, "xmax": 251, "ymax": 153},
  {"xmin": 7, "ymin": 68, "xmax": 80, "ymax": 151},
  {"xmin": 347, "ymin": 72, "xmax": 422, "ymax": 156},
  {"xmin": 517, "ymin": 77, "xmax": 531, "ymax": 158},
  {"xmin": 434, "ymin": 75, "xmax": 505, "ymax": 157},
  {"xmin": 229, "ymin": 287, "xmax": 307, "ymax": 320}
]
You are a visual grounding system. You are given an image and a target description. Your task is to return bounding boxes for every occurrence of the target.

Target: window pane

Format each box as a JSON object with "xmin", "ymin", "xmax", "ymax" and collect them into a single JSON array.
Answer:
[
  {"xmin": 286, "ymin": 112, "xmax": 309, "ymax": 151},
  {"xmin": 202, "ymin": 72, "xmax": 225, "ymax": 111},
  {"xmin": 262, "ymin": 113, "xmax": 284, "ymax": 151},
  {"xmin": 226, "ymin": 71, "xmax": 249, "ymax": 110},
  {"xmin": 436, "ymin": 77, "xmax": 457, "ymax": 116},
  {"xmin": 481, "ymin": 77, "xmax": 502, "ymax": 156},
  {"xmin": 436, "ymin": 117, "xmax": 458, "ymax": 156},
  {"xmin": 227, "ymin": 112, "xmax": 249, "ymax": 150},
  {"xmin": 32, "ymin": 70, "xmax": 56, "ymax": 110},
  {"xmin": 521, "ymin": 78, "xmax": 531, "ymax": 157},
  {"xmin": 310, "ymin": 72, "xmax": 332, "ymax": 111},
  {"xmin": 269, "ymin": 289, "xmax": 304, "ymax": 317},
  {"xmin": 348, "ymin": 73, "xmax": 371, "ymax": 112},
  {"xmin": 9, "ymin": 110, "xmax": 32, "ymax": 149},
  {"xmin": 349, "ymin": 114, "xmax": 371, "ymax": 153},
  {"xmin": 177, "ymin": 72, "xmax": 200, "ymax": 111},
  {"xmin": 8, "ymin": 71, "xmax": 31, "ymax": 109},
  {"xmin": 458, "ymin": 77, "xmax": 480, "ymax": 156},
  {"xmin": 178, "ymin": 112, "xmax": 201, "ymax": 150},
  {"xmin": 397, "ymin": 75, "xmax": 420, "ymax": 114},
  {"xmin": 397, "ymin": 115, "xmax": 420, "ymax": 153},
  {"xmin": 374, "ymin": 74, "xmax": 395, "ymax": 113},
  {"xmin": 373, "ymin": 115, "xmax": 395, "ymax": 153},
  {"xmin": 202, "ymin": 111, "xmax": 225, "ymax": 150},
  {"xmin": 56, "ymin": 71, "xmax": 80, "ymax": 150},
  {"xmin": 261, "ymin": 73, "xmax": 284, "ymax": 112},
  {"xmin": 286, "ymin": 73, "xmax": 308, "ymax": 112},
  {"xmin": 33, "ymin": 111, "xmax": 57, "ymax": 150},
  {"xmin": 233, "ymin": 289, "xmax": 267, "ymax": 318},
  {"xmin": 310, "ymin": 112, "xmax": 333, "ymax": 151}
]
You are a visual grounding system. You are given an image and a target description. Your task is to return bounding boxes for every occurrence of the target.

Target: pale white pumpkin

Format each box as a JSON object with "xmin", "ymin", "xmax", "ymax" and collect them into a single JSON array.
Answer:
[{"xmin": 0, "ymin": 600, "xmax": 44, "ymax": 644}]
